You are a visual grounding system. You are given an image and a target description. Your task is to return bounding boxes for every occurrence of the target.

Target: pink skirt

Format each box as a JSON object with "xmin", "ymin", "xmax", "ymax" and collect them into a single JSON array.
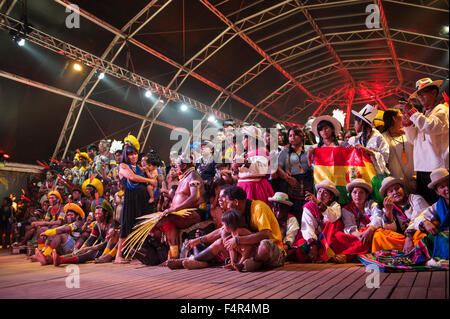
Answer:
[{"xmin": 237, "ymin": 178, "xmax": 274, "ymax": 206}]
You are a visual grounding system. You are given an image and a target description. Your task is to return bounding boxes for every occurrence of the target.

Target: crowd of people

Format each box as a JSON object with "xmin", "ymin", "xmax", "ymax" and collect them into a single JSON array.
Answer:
[{"xmin": 0, "ymin": 77, "xmax": 448, "ymax": 273}]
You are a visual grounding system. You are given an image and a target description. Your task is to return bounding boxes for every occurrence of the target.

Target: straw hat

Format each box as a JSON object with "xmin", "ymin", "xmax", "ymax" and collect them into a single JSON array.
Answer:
[
  {"xmin": 311, "ymin": 115, "xmax": 342, "ymax": 138},
  {"xmin": 64, "ymin": 203, "xmax": 85, "ymax": 220},
  {"xmin": 346, "ymin": 178, "xmax": 372, "ymax": 194},
  {"xmin": 268, "ymin": 192, "xmax": 293, "ymax": 206},
  {"xmin": 315, "ymin": 180, "xmax": 339, "ymax": 198},
  {"xmin": 352, "ymin": 104, "xmax": 378, "ymax": 126},
  {"xmin": 47, "ymin": 190, "xmax": 62, "ymax": 203},
  {"xmin": 427, "ymin": 168, "xmax": 449, "ymax": 189},
  {"xmin": 82, "ymin": 177, "xmax": 104, "ymax": 197},
  {"xmin": 410, "ymin": 78, "xmax": 443, "ymax": 99},
  {"xmin": 379, "ymin": 176, "xmax": 405, "ymax": 197}
]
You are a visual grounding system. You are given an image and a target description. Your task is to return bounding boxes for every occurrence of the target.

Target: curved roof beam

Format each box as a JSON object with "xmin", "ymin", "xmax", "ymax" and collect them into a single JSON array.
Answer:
[{"xmin": 384, "ymin": 0, "xmax": 449, "ymax": 12}]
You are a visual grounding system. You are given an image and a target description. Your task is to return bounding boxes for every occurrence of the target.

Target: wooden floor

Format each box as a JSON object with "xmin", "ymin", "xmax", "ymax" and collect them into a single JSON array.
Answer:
[{"xmin": 0, "ymin": 250, "xmax": 448, "ymax": 299}]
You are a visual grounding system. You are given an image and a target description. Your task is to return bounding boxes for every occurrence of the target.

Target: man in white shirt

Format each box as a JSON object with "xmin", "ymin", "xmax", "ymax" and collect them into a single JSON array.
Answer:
[{"xmin": 400, "ymin": 78, "xmax": 449, "ymax": 203}]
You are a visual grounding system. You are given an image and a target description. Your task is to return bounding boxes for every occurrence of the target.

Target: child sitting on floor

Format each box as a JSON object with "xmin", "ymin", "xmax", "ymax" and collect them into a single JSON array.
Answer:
[{"xmin": 221, "ymin": 209, "xmax": 257, "ymax": 271}]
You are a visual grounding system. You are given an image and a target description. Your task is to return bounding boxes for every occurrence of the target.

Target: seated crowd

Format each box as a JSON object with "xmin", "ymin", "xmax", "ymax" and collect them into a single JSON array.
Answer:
[{"xmin": 0, "ymin": 77, "xmax": 448, "ymax": 272}]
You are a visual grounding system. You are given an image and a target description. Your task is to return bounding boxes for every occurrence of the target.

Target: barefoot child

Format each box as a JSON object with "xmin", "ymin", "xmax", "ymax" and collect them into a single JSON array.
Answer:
[
  {"xmin": 221, "ymin": 209, "xmax": 256, "ymax": 271},
  {"xmin": 141, "ymin": 158, "xmax": 159, "ymax": 204}
]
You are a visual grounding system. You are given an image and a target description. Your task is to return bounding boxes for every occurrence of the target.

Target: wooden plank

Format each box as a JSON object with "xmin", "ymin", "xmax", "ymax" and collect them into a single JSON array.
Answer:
[
  {"xmin": 389, "ymin": 272, "xmax": 417, "ymax": 299},
  {"xmin": 370, "ymin": 272, "xmax": 403, "ymax": 299},
  {"xmin": 408, "ymin": 271, "xmax": 431, "ymax": 299},
  {"xmin": 299, "ymin": 266, "xmax": 357, "ymax": 299},
  {"xmin": 427, "ymin": 271, "xmax": 446, "ymax": 299},
  {"xmin": 250, "ymin": 270, "xmax": 314, "ymax": 299},
  {"xmin": 345, "ymin": 267, "xmax": 389, "ymax": 299},
  {"xmin": 318, "ymin": 266, "xmax": 366, "ymax": 299}
]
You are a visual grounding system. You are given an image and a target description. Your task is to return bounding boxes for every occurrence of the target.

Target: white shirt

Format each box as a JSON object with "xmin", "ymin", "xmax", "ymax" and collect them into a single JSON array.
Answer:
[
  {"xmin": 404, "ymin": 103, "xmax": 449, "ymax": 172},
  {"xmin": 280, "ymin": 216, "xmax": 300, "ymax": 247},
  {"xmin": 348, "ymin": 129, "xmax": 390, "ymax": 175},
  {"xmin": 341, "ymin": 200, "xmax": 384, "ymax": 234},
  {"xmin": 301, "ymin": 201, "xmax": 341, "ymax": 242}
]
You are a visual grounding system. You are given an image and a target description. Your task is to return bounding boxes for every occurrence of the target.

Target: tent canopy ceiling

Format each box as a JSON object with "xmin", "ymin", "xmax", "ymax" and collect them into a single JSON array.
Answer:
[{"xmin": 0, "ymin": 0, "xmax": 448, "ymax": 163}]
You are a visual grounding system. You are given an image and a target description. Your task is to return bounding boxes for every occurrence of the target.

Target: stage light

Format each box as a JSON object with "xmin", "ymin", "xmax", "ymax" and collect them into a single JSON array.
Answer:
[
  {"xmin": 145, "ymin": 90, "xmax": 152, "ymax": 98},
  {"xmin": 73, "ymin": 63, "xmax": 82, "ymax": 71},
  {"xmin": 17, "ymin": 38, "xmax": 25, "ymax": 46},
  {"xmin": 98, "ymin": 72, "xmax": 105, "ymax": 79},
  {"xmin": 442, "ymin": 25, "xmax": 449, "ymax": 35},
  {"xmin": 208, "ymin": 115, "xmax": 217, "ymax": 123},
  {"xmin": 180, "ymin": 104, "xmax": 188, "ymax": 112}
]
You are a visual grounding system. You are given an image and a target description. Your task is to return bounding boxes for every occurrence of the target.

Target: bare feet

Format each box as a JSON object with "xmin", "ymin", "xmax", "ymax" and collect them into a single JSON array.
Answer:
[
  {"xmin": 166, "ymin": 258, "xmax": 186, "ymax": 269},
  {"xmin": 332, "ymin": 254, "xmax": 347, "ymax": 264},
  {"xmin": 182, "ymin": 259, "xmax": 209, "ymax": 270},
  {"xmin": 94, "ymin": 254, "xmax": 113, "ymax": 264},
  {"xmin": 113, "ymin": 256, "xmax": 130, "ymax": 264},
  {"xmin": 35, "ymin": 248, "xmax": 51, "ymax": 266},
  {"xmin": 222, "ymin": 264, "xmax": 235, "ymax": 270},
  {"xmin": 52, "ymin": 250, "xmax": 61, "ymax": 266}
]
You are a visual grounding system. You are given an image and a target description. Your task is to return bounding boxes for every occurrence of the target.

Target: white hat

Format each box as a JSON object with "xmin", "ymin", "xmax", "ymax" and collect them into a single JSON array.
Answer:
[
  {"xmin": 241, "ymin": 125, "xmax": 262, "ymax": 140},
  {"xmin": 311, "ymin": 115, "xmax": 342, "ymax": 138},
  {"xmin": 346, "ymin": 178, "xmax": 372, "ymax": 194},
  {"xmin": 351, "ymin": 104, "xmax": 378, "ymax": 126},
  {"xmin": 315, "ymin": 180, "xmax": 339, "ymax": 198},
  {"xmin": 379, "ymin": 176, "xmax": 405, "ymax": 197},
  {"xmin": 268, "ymin": 192, "xmax": 293, "ymax": 206},
  {"xmin": 428, "ymin": 168, "xmax": 449, "ymax": 189},
  {"xmin": 410, "ymin": 78, "xmax": 443, "ymax": 99}
]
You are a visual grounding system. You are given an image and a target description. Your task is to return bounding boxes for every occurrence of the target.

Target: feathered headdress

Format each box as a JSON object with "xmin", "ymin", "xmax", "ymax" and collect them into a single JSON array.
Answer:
[{"xmin": 110, "ymin": 140, "xmax": 124, "ymax": 154}]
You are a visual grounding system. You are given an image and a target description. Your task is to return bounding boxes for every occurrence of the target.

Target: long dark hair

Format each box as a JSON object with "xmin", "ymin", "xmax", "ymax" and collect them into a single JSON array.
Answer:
[
  {"xmin": 288, "ymin": 127, "xmax": 305, "ymax": 154},
  {"xmin": 222, "ymin": 209, "xmax": 246, "ymax": 231},
  {"xmin": 121, "ymin": 144, "xmax": 138, "ymax": 165},
  {"xmin": 317, "ymin": 120, "xmax": 339, "ymax": 147},
  {"xmin": 356, "ymin": 118, "xmax": 373, "ymax": 147},
  {"xmin": 382, "ymin": 108, "xmax": 400, "ymax": 133}
]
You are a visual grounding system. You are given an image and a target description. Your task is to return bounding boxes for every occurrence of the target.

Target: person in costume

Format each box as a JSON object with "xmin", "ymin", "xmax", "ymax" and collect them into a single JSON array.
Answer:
[
  {"xmin": 269, "ymin": 192, "xmax": 299, "ymax": 261},
  {"xmin": 33, "ymin": 203, "xmax": 85, "ymax": 265},
  {"xmin": 400, "ymin": 78, "xmax": 449, "ymax": 204},
  {"xmin": 277, "ymin": 127, "xmax": 313, "ymax": 220},
  {"xmin": 38, "ymin": 170, "xmax": 59, "ymax": 200},
  {"xmin": 115, "ymin": 140, "xmax": 155, "ymax": 264},
  {"xmin": 410, "ymin": 168, "xmax": 449, "ymax": 265},
  {"xmin": 293, "ymin": 180, "xmax": 341, "ymax": 263},
  {"xmin": 307, "ymin": 115, "xmax": 343, "ymax": 167},
  {"xmin": 382, "ymin": 108, "xmax": 416, "ymax": 193},
  {"xmin": 329, "ymin": 179, "xmax": 384, "ymax": 263},
  {"xmin": 19, "ymin": 191, "xmax": 66, "ymax": 249},
  {"xmin": 371, "ymin": 176, "xmax": 429, "ymax": 253},
  {"xmin": 348, "ymin": 104, "xmax": 390, "ymax": 176},
  {"xmin": 158, "ymin": 153, "xmax": 206, "ymax": 260},
  {"xmin": 81, "ymin": 176, "xmax": 105, "ymax": 223},
  {"xmin": 52, "ymin": 200, "xmax": 115, "ymax": 266},
  {"xmin": 234, "ymin": 125, "xmax": 274, "ymax": 207},
  {"xmin": 72, "ymin": 152, "xmax": 91, "ymax": 186}
]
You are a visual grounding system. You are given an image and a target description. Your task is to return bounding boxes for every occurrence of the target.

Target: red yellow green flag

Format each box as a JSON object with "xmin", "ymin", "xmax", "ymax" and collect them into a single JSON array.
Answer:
[{"xmin": 313, "ymin": 147, "xmax": 383, "ymax": 204}]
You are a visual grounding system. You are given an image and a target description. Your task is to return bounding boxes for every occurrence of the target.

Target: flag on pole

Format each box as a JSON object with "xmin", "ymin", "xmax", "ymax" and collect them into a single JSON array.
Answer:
[{"xmin": 313, "ymin": 147, "xmax": 384, "ymax": 204}]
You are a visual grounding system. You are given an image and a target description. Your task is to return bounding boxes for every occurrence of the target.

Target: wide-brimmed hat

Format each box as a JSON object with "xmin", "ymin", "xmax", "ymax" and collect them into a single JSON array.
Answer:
[
  {"xmin": 315, "ymin": 180, "xmax": 339, "ymax": 198},
  {"xmin": 428, "ymin": 168, "xmax": 449, "ymax": 189},
  {"xmin": 346, "ymin": 178, "xmax": 372, "ymax": 194},
  {"xmin": 379, "ymin": 177, "xmax": 405, "ymax": 197},
  {"xmin": 352, "ymin": 104, "xmax": 378, "ymax": 126},
  {"xmin": 47, "ymin": 190, "xmax": 62, "ymax": 203},
  {"xmin": 64, "ymin": 203, "xmax": 85, "ymax": 220},
  {"xmin": 311, "ymin": 115, "xmax": 342, "ymax": 138},
  {"xmin": 82, "ymin": 177, "xmax": 104, "ymax": 197},
  {"xmin": 410, "ymin": 78, "xmax": 443, "ymax": 99},
  {"xmin": 268, "ymin": 192, "xmax": 293, "ymax": 206},
  {"xmin": 241, "ymin": 125, "xmax": 262, "ymax": 140}
]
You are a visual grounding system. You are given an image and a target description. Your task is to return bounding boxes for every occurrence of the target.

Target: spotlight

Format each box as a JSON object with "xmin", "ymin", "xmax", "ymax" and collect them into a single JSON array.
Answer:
[
  {"xmin": 180, "ymin": 104, "xmax": 188, "ymax": 112},
  {"xmin": 17, "ymin": 38, "xmax": 25, "ymax": 46},
  {"xmin": 440, "ymin": 25, "xmax": 449, "ymax": 35},
  {"xmin": 208, "ymin": 115, "xmax": 217, "ymax": 123},
  {"xmin": 98, "ymin": 72, "xmax": 105, "ymax": 79},
  {"xmin": 73, "ymin": 63, "xmax": 82, "ymax": 71},
  {"xmin": 145, "ymin": 90, "xmax": 152, "ymax": 98}
]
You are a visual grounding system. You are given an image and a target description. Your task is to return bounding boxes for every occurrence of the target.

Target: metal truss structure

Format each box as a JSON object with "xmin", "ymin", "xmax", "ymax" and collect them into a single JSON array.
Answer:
[{"xmin": 1, "ymin": 0, "xmax": 448, "ymax": 158}]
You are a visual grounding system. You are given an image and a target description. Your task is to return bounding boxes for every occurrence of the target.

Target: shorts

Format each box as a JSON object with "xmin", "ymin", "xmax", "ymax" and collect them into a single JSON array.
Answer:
[
  {"xmin": 61, "ymin": 235, "xmax": 76, "ymax": 255},
  {"xmin": 260, "ymin": 239, "xmax": 285, "ymax": 268}
]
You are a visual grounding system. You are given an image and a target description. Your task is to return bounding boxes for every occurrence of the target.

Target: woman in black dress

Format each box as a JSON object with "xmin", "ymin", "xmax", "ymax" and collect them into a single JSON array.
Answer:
[{"xmin": 115, "ymin": 144, "xmax": 155, "ymax": 264}]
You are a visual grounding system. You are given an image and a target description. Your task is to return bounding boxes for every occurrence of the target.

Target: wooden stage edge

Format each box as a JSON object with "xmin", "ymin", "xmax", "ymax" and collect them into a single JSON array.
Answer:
[{"xmin": 0, "ymin": 250, "xmax": 448, "ymax": 299}]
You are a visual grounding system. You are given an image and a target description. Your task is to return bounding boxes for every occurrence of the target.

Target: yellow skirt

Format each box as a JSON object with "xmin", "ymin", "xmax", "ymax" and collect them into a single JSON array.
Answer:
[{"xmin": 371, "ymin": 229, "xmax": 426, "ymax": 253}]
